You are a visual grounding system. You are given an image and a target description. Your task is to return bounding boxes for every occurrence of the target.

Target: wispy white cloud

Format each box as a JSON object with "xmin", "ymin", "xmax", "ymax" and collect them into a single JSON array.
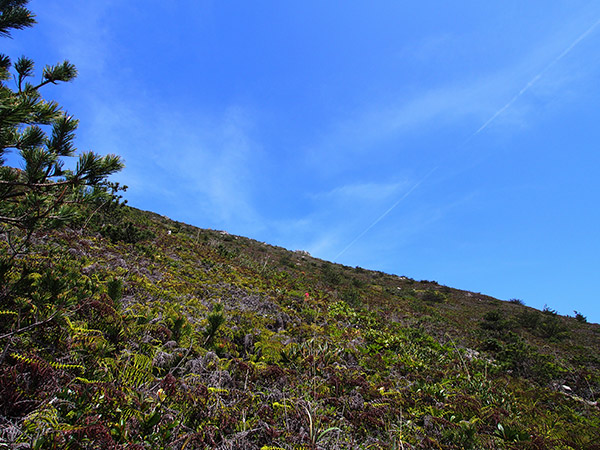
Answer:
[
  {"xmin": 306, "ymin": 15, "xmax": 600, "ymax": 176},
  {"xmin": 468, "ymin": 17, "xmax": 600, "ymax": 141},
  {"xmin": 305, "ymin": 14, "xmax": 600, "ymax": 260},
  {"xmin": 312, "ymin": 180, "xmax": 407, "ymax": 203},
  {"xmin": 145, "ymin": 109, "xmax": 262, "ymax": 231},
  {"xmin": 28, "ymin": 4, "xmax": 264, "ymax": 234},
  {"xmin": 34, "ymin": 1, "xmax": 116, "ymax": 75},
  {"xmin": 334, "ymin": 168, "xmax": 438, "ymax": 259},
  {"xmin": 262, "ymin": 179, "xmax": 412, "ymax": 258},
  {"xmin": 28, "ymin": 2, "xmax": 600, "ymax": 268},
  {"xmin": 308, "ymin": 84, "xmax": 486, "ymax": 161},
  {"xmin": 67, "ymin": 83, "xmax": 264, "ymax": 233}
]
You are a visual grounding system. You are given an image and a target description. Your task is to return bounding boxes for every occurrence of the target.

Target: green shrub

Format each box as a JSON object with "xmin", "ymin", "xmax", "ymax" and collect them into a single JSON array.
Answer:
[
  {"xmin": 106, "ymin": 277, "xmax": 124, "ymax": 305},
  {"xmin": 421, "ymin": 289, "xmax": 445, "ymax": 303},
  {"xmin": 480, "ymin": 310, "xmax": 508, "ymax": 332},
  {"xmin": 279, "ymin": 254, "xmax": 294, "ymax": 268},
  {"xmin": 341, "ymin": 288, "xmax": 362, "ymax": 308},
  {"xmin": 102, "ymin": 221, "xmax": 155, "ymax": 244},
  {"xmin": 351, "ymin": 277, "xmax": 366, "ymax": 288},
  {"xmin": 204, "ymin": 303, "xmax": 226, "ymax": 346},
  {"xmin": 496, "ymin": 337, "xmax": 565, "ymax": 382},
  {"xmin": 516, "ymin": 310, "xmax": 541, "ymax": 330},
  {"xmin": 536, "ymin": 315, "xmax": 568, "ymax": 341},
  {"xmin": 481, "ymin": 338, "xmax": 503, "ymax": 352},
  {"xmin": 483, "ymin": 310, "xmax": 501, "ymax": 322},
  {"xmin": 321, "ymin": 263, "xmax": 342, "ymax": 285}
]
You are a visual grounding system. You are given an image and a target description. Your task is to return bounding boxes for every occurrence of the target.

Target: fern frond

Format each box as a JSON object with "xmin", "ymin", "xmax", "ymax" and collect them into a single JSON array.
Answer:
[
  {"xmin": 10, "ymin": 352, "xmax": 36, "ymax": 365},
  {"xmin": 23, "ymin": 404, "xmax": 59, "ymax": 434},
  {"xmin": 22, "ymin": 405, "xmax": 82, "ymax": 445},
  {"xmin": 74, "ymin": 376, "xmax": 98, "ymax": 384},
  {"xmin": 10, "ymin": 352, "xmax": 84, "ymax": 372},
  {"xmin": 51, "ymin": 361, "xmax": 84, "ymax": 371},
  {"xmin": 65, "ymin": 316, "xmax": 102, "ymax": 335},
  {"xmin": 120, "ymin": 353, "xmax": 154, "ymax": 388},
  {"xmin": 120, "ymin": 406, "xmax": 138, "ymax": 421},
  {"xmin": 98, "ymin": 357, "xmax": 118, "ymax": 383},
  {"xmin": 208, "ymin": 387, "xmax": 230, "ymax": 395}
]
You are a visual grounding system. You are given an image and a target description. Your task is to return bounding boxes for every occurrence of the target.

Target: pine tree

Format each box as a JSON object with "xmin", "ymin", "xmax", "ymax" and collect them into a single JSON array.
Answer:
[
  {"xmin": 0, "ymin": 0, "xmax": 123, "ymax": 253},
  {"xmin": 0, "ymin": 0, "xmax": 35, "ymax": 37}
]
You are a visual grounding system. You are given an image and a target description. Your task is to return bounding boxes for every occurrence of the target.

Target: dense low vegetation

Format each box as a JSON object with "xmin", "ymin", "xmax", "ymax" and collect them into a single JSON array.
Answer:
[{"xmin": 1, "ymin": 205, "xmax": 599, "ymax": 449}]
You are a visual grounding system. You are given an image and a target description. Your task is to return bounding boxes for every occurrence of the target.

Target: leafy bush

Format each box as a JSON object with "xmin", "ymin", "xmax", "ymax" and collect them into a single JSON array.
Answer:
[
  {"xmin": 481, "ymin": 338, "xmax": 503, "ymax": 352},
  {"xmin": 516, "ymin": 310, "xmax": 541, "ymax": 330},
  {"xmin": 204, "ymin": 303, "xmax": 226, "ymax": 347},
  {"xmin": 101, "ymin": 221, "xmax": 155, "ymax": 244},
  {"xmin": 483, "ymin": 310, "xmax": 501, "ymax": 322},
  {"xmin": 536, "ymin": 315, "xmax": 568, "ymax": 341},
  {"xmin": 106, "ymin": 277, "xmax": 123, "ymax": 305},
  {"xmin": 279, "ymin": 253, "xmax": 295, "ymax": 268},
  {"xmin": 351, "ymin": 276, "xmax": 366, "ymax": 288},
  {"xmin": 421, "ymin": 289, "xmax": 445, "ymax": 303},
  {"xmin": 480, "ymin": 310, "xmax": 508, "ymax": 332},
  {"xmin": 341, "ymin": 288, "xmax": 362, "ymax": 308},
  {"xmin": 321, "ymin": 263, "xmax": 342, "ymax": 285},
  {"xmin": 496, "ymin": 337, "xmax": 563, "ymax": 382}
]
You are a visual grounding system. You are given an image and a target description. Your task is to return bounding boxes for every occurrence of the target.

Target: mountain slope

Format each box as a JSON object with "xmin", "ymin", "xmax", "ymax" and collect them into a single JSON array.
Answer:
[{"xmin": 1, "ymin": 205, "xmax": 599, "ymax": 449}]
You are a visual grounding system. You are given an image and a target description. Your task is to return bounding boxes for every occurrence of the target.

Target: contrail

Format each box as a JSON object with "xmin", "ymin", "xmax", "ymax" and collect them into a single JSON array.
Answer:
[
  {"xmin": 334, "ymin": 166, "xmax": 438, "ymax": 259},
  {"xmin": 469, "ymin": 17, "xmax": 600, "ymax": 139},
  {"xmin": 335, "ymin": 17, "xmax": 600, "ymax": 260}
]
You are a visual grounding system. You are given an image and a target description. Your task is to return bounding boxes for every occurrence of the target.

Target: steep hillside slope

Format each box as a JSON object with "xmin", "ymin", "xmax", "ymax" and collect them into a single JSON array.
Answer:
[{"xmin": 1, "ymin": 206, "xmax": 599, "ymax": 449}]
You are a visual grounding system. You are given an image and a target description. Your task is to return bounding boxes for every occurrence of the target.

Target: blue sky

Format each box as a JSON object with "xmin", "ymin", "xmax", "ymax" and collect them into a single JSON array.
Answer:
[{"xmin": 7, "ymin": 1, "xmax": 600, "ymax": 322}]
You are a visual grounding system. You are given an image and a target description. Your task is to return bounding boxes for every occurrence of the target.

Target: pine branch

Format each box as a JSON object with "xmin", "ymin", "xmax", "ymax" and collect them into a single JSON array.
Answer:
[
  {"xmin": 0, "ymin": 178, "xmax": 76, "ymax": 188},
  {"xmin": 0, "ymin": 2, "xmax": 36, "ymax": 38}
]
